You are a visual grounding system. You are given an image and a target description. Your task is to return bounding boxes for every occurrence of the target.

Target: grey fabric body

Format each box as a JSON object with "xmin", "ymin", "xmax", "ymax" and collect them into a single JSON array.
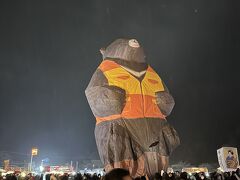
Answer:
[
  {"xmin": 102, "ymin": 39, "xmax": 146, "ymax": 64},
  {"xmin": 85, "ymin": 38, "xmax": 180, "ymax": 176},
  {"xmin": 95, "ymin": 118, "xmax": 180, "ymax": 165}
]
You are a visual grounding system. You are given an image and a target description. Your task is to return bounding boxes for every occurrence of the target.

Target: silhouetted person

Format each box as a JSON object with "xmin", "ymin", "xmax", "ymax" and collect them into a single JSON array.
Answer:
[
  {"xmin": 104, "ymin": 168, "xmax": 132, "ymax": 180},
  {"xmin": 154, "ymin": 172, "xmax": 162, "ymax": 180},
  {"xmin": 236, "ymin": 168, "xmax": 240, "ymax": 178}
]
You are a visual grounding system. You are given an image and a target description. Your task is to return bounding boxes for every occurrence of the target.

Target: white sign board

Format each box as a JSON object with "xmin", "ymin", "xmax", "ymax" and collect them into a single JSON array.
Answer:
[{"xmin": 217, "ymin": 147, "xmax": 239, "ymax": 172}]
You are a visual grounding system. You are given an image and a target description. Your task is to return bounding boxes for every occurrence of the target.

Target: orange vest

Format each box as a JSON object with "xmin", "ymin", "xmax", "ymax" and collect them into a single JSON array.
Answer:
[{"xmin": 96, "ymin": 60, "xmax": 166, "ymax": 124}]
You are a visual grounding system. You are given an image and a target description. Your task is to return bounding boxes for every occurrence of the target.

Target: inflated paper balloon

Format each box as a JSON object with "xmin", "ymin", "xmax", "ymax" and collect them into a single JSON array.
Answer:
[{"xmin": 85, "ymin": 38, "xmax": 180, "ymax": 178}]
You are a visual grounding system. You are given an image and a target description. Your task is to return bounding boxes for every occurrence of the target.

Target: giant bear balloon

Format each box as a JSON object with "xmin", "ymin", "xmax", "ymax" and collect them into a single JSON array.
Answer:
[{"xmin": 85, "ymin": 38, "xmax": 180, "ymax": 178}]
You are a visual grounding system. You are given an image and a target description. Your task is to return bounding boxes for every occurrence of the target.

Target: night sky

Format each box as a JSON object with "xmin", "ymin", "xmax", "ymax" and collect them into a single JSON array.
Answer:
[{"xmin": 0, "ymin": 0, "xmax": 240, "ymax": 165}]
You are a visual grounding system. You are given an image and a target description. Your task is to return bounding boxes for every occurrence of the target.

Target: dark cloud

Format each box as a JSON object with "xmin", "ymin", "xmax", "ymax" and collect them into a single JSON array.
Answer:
[{"xmin": 0, "ymin": 0, "xmax": 239, "ymax": 165}]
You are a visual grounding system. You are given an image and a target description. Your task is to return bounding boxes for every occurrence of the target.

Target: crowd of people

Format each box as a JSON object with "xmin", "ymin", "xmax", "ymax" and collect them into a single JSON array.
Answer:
[{"xmin": 1, "ymin": 168, "xmax": 240, "ymax": 180}]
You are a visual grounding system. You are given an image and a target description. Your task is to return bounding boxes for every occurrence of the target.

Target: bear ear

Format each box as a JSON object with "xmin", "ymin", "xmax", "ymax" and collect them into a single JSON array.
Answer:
[
  {"xmin": 99, "ymin": 47, "xmax": 106, "ymax": 55},
  {"xmin": 128, "ymin": 39, "xmax": 140, "ymax": 48}
]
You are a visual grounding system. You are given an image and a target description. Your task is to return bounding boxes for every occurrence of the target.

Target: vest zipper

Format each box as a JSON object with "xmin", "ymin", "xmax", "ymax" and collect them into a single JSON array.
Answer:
[{"xmin": 140, "ymin": 81, "xmax": 145, "ymax": 117}]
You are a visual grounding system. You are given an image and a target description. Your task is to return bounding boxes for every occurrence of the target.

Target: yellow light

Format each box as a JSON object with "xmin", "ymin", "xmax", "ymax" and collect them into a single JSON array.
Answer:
[
  {"xmin": 32, "ymin": 148, "xmax": 38, "ymax": 156},
  {"xmin": 21, "ymin": 172, "xmax": 26, "ymax": 177}
]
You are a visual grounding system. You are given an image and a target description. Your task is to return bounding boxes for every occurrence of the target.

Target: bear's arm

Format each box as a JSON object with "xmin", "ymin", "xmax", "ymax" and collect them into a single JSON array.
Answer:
[
  {"xmin": 85, "ymin": 68, "xmax": 126, "ymax": 117},
  {"xmin": 156, "ymin": 82, "xmax": 175, "ymax": 117}
]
